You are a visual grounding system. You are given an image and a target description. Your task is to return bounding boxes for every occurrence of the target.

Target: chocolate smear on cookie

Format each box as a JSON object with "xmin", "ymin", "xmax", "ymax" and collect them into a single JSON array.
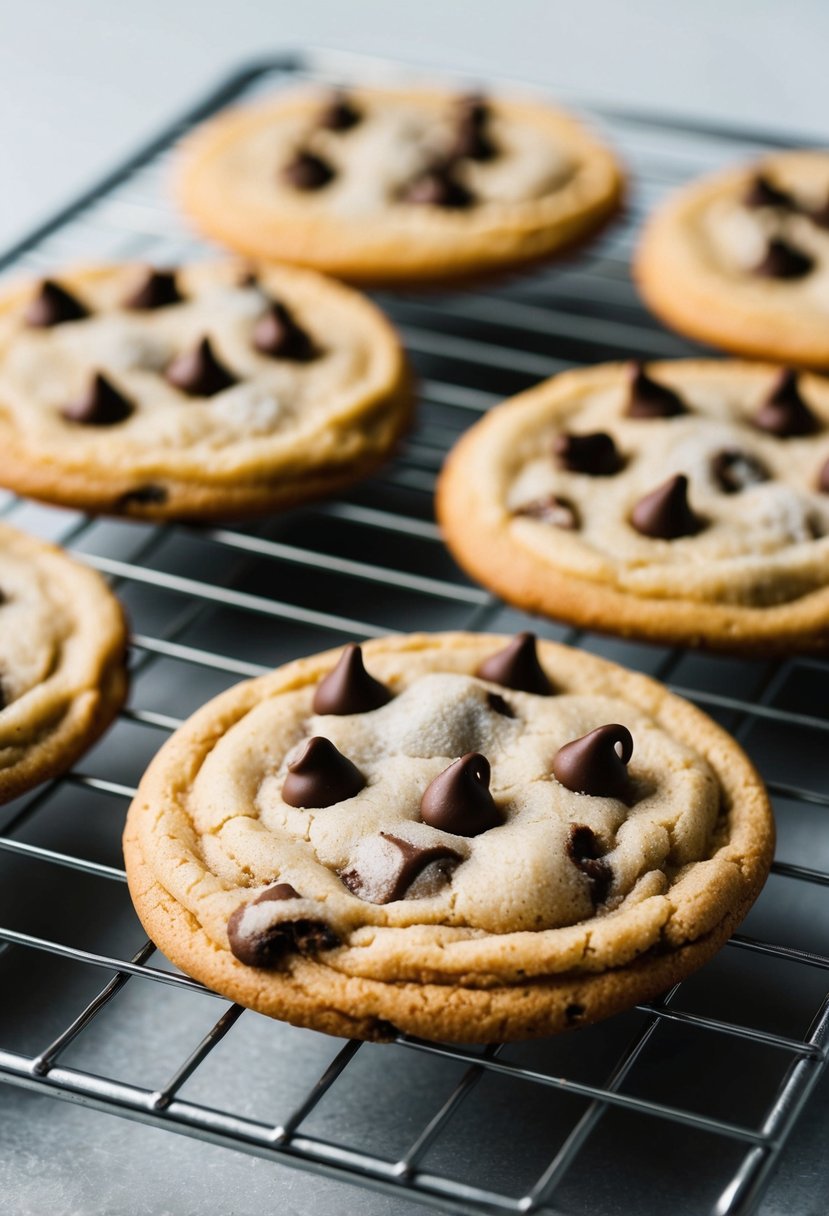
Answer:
[
  {"xmin": 711, "ymin": 449, "xmax": 770, "ymax": 493},
  {"xmin": 318, "ymin": 90, "xmax": 362, "ymax": 132},
  {"xmin": 626, "ymin": 362, "xmax": 687, "ymax": 419},
  {"xmin": 62, "ymin": 373, "xmax": 134, "ymax": 426},
  {"xmin": 123, "ymin": 268, "xmax": 183, "ymax": 311},
  {"xmin": 283, "ymin": 150, "xmax": 336, "ymax": 190},
  {"xmin": 751, "ymin": 369, "xmax": 819, "ymax": 437},
  {"xmin": 566, "ymin": 824, "xmax": 613, "ymax": 903},
  {"xmin": 282, "ymin": 736, "xmax": 365, "ymax": 808},
  {"xmin": 554, "ymin": 724, "xmax": 633, "ymax": 802},
  {"xmin": 754, "ymin": 237, "xmax": 814, "ymax": 280},
  {"xmin": 401, "ymin": 163, "xmax": 473, "ymax": 208},
  {"xmin": 554, "ymin": 431, "xmax": 623, "ymax": 476},
  {"xmin": 25, "ymin": 279, "xmax": 88, "ymax": 328},
  {"xmin": 476, "ymin": 632, "xmax": 553, "ymax": 695},
  {"xmin": 227, "ymin": 882, "xmax": 338, "ymax": 967},
  {"xmin": 515, "ymin": 495, "xmax": 579, "ymax": 530},
  {"xmin": 743, "ymin": 174, "xmax": 797, "ymax": 210},
  {"xmin": 341, "ymin": 833, "xmax": 462, "ymax": 904},
  {"xmin": 631, "ymin": 474, "xmax": 703, "ymax": 540},
  {"xmin": 420, "ymin": 753, "xmax": 502, "ymax": 837},
  {"xmin": 166, "ymin": 336, "xmax": 237, "ymax": 397},
  {"xmin": 253, "ymin": 300, "xmax": 317, "ymax": 361},
  {"xmin": 313, "ymin": 644, "xmax": 391, "ymax": 715}
]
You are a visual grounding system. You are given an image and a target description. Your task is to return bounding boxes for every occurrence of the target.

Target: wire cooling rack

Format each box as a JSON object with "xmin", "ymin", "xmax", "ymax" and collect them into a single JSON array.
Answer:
[{"xmin": 0, "ymin": 51, "xmax": 827, "ymax": 1216}]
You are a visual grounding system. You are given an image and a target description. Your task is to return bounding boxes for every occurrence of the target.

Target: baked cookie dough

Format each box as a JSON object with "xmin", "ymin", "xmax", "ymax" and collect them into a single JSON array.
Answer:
[
  {"xmin": 177, "ymin": 87, "xmax": 624, "ymax": 285},
  {"xmin": 0, "ymin": 261, "xmax": 411, "ymax": 520},
  {"xmin": 438, "ymin": 360, "xmax": 829, "ymax": 653},
  {"xmin": 0, "ymin": 522, "xmax": 127, "ymax": 803},
  {"xmin": 636, "ymin": 151, "xmax": 829, "ymax": 367},
  {"xmin": 123, "ymin": 631, "xmax": 772, "ymax": 1042}
]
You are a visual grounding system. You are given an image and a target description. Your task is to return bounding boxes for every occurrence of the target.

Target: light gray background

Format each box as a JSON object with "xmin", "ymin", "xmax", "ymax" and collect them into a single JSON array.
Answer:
[{"xmin": 0, "ymin": 3, "xmax": 826, "ymax": 1214}]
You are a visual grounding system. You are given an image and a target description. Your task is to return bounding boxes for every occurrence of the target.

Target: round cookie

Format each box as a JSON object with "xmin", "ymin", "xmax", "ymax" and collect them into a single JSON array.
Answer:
[
  {"xmin": 636, "ymin": 151, "xmax": 829, "ymax": 367},
  {"xmin": 123, "ymin": 632, "xmax": 772, "ymax": 1043},
  {"xmin": 177, "ymin": 87, "xmax": 624, "ymax": 285},
  {"xmin": 0, "ymin": 261, "xmax": 412, "ymax": 520},
  {"xmin": 0, "ymin": 522, "xmax": 127, "ymax": 803},
  {"xmin": 437, "ymin": 360, "xmax": 829, "ymax": 653}
]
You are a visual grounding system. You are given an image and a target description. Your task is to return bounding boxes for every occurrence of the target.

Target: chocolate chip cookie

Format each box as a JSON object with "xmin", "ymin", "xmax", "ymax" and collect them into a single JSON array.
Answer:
[
  {"xmin": 438, "ymin": 360, "xmax": 829, "ymax": 653},
  {"xmin": 0, "ymin": 261, "xmax": 411, "ymax": 520},
  {"xmin": 178, "ymin": 87, "xmax": 624, "ymax": 285},
  {"xmin": 636, "ymin": 151, "xmax": 829, "ymax": 367},
  {"xmin": 123, "ymin": 632, "xmax": 772, "ymax": 1042},
  {"xmin": 0, "ymin": 522, "xmax": 127, "ymax": 803}
]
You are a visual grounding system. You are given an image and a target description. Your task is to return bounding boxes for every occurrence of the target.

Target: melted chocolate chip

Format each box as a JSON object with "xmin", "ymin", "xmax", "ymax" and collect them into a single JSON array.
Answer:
[
  {"xmin": 476, "ymin": 632, "xmax": 553, "ymax": 695},
  {"xmin": 807, "ymin": 198, "xmax": 829, "ymax": 230},
  {"xmin": 401, "ymin": 164, "xmax": 473, "ymax": 208},
  {"xmin": 457, "ymin": 94, "xmax": 490, "ymax": 127},
  {"xmin": 631, "ymin": 474, "xmax": 703, "ymax": 540},
  {"xmin": 319, "ymin": 91, "xmax": 362, "ymax": 132},
  {"xmin": 450, "ymin": 97, "xmax": 496, "ymax": 161},
  {"xmin": 281, "ymin": 736, "xmax": 365, "ymax": 808},
  {"xmin": 123, "ymin": 268, "xmax": 182, "ymax": 310},
  {"xmin": 554, "ymin": 431, "xmax": 623, "ymax": 476},
  {"xmin": 626, "ymin": 362, "xmax": 687, "ymax": 419},
  {"xmin": 340, "ymin": 833, "xmax": 462, "ymax": 904},
  {"xmin": 566, "ymin": 823, "xmax": 613, "ymax": 903},
  {"xmin": 62, "ymin": 373, "xmax": 134, "ymax": 426},
  {"xmin": 752, "ymin": 369, "xmax": 818, "ymax": 437},
  {"xmin": 743, "ymin": 173, "xmax": 797, "ymax": 210},
  {"xmin": 565, "ymin": 1002, "xmax": 586, "ymax": 1025},
  {"xmin": 487, "ymin": 691, "xmax": 515, "ymax": 718},
  {"xmin": 711, "ymin": 449, "xmax": 770, "ymax": 493},
  {"xmin": 515, "ymin": 495, "xmax": 580, "ymax": 530},
  {"xmin": 312, "ymin": 644, "xmax": 392, "ymax": 715},
  {"xmin": 283, "ymin": 150, "xmax": 335, "ymax": 190},
  {"xmin": 117, "ymin": 484, "xmax": 168, "ymax": 508},
  {"xmin": 253, "ymin": 301, "xmax": 317, "ymax": 361},
  {"xmin": 25, "ymin": 279, "xmax": 88, "ymax": 328},
  {"xmin": 420, "ymin": 753, "xmax": 502, "ymax": 837},
  {"xmin": 553, "ymin": 724, "xmax": 633, "ymax": 801},
  {"xmin": 754, "ymin": 237, "xmax": 814, "ymax": 280},
  {"xmin": 166, "ymin": 337, "xmax": 237, "ymax": 397},
  {"xmin": 227, "ymin": 882, "xmax": 338, "ymax": 967}
]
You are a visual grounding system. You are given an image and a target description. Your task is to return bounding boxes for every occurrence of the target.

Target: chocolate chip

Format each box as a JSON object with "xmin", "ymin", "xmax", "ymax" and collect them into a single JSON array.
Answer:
[
  {"xmin": 626, "ymin": 362, "xmax": 687, "ymax": 419},
  {"xmin": 743, "ymin": 173, "xmax": 797, "ymax": 210},
  {"xmin": 566, "ymin": 823, "xmax": 613, "ymax": 903},
  {"xmin": 754, "ymin": 237, "xmax": 814, "ymax": 280},
  {"xmin": 420, "ymin": 753, "xmax": 502, "ymax": 837},
  {"xmin": 553, "ymin": 724, "xmax": 633, "ymax": 801},
  {"xmin": 450, "ymin": 96, "xmax": 497, "ymax": 161},
  {"xmin": 807, "ymin": 198, "xmax": 829, "ymax": 230},
  {"xmin": 515, "ymin": 494, "xmax": 580, "ymax": 530},
  {"xmin": 554, "ymin": 431, "xmax": 623, "ymax": 476},
  {"xmin": 62, "ymin": 373, "xmax": 134, "ymax": 426},
  {"xmin": 456, "ymin": 94, "xmax": 490, "ymax": 127},
  {"xmin": 751, "ymin": 369, "xmax": 819, "ymax": 437},
  {"xmin": 123, "ymin": 268, "xmax": 182, "ymax": 310},
  {"xmin": 253, "ymin": 301, "xmax": 317, "ymax": 361},
  {"xmin": 117, "ymin": 484, "xmax": 168, "ymax": 508},
  {"xmin": 401, "ymin": 164, "xmax": 473, "ymax": 208},
  {"xmin": 631, "ymin": 474, "xmax": 703, "ymax": 540},
  {"xmin": 312, "ymin": 644, "xmax": 392, "ymax": 715},
  {"xmin": 817, "ymin": 457, "xmax": 829, "ymax": 494},
  {"xmin": 283, "ymin": 150, "xmax": 335, "ymax": 190},
  {"xmin": 24, "ymin": 279, "xmax": 88, "ymax": 328},
  {"xmin": 476, "ymin": 632, "xmax": 553, "ymax": 695},
  {"xmin": 281, "ymin": 736, "xmax": 365, "ymax": 808},
  {"xmin": 166, "ymin": 336, "xmax": 237, "ymax": 397},
  {"xmin": 318, "ymin": 91, "xmax": 361, "ymax": 132},
  {"xmin": 487, "ymin": 691, "xmax": 515, "ymax": 718},
  {"xmin": 340, "ymin": 833, "xmax": 462, "ymax": 904},
  {"xmin": 711, "ymin": 449, "xmax": 770, "ymax": 493},
  {"xmin": 565, "ymin": 1002, "xmax": 586, "ymax": 1025},
  {"xmin": 227, "ymin": 882, "xmax": 338, "ymax": 967}
]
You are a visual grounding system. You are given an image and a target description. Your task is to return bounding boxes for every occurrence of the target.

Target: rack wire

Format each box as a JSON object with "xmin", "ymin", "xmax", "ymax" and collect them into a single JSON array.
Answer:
[{"xmin": 0, "ymin": 51, "xmax": 827, "ymax": 1216}]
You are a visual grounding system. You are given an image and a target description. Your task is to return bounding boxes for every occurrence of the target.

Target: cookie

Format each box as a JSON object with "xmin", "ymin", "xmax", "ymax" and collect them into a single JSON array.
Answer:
[
  {"xmin": 437, "ymin": 360, "xmax": 829, "ymax": 653},
  {"xmin": 177, "ymin": 87, "xmax": 624, "ymax": 285},
  {"xmin": 635, "ymin": 151, "xmax": 829, "ymax": 367},
  {"xmin": 0, "ymin": 261, "xmax": 411, "ymax": 520},
  {"xmin": 0, "ymin": 522, "xmax": 127, "ymax": 803},
  {"xmin": 123, "ymin": 631, "xmax": 772, "ymax": 1042}
]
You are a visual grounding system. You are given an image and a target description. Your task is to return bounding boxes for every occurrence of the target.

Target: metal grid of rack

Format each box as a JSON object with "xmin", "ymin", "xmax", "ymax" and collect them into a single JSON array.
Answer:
[{"xmin": 0, "ymin": 52, "xmax": 827, "ymax": 1216}]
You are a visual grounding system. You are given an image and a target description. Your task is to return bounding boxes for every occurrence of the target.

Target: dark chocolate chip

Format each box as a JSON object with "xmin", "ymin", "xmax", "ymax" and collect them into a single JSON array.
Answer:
[
  {"xmin": 166, "ymin": 336, "xmax": 237, "ymax": 397},
  {"xmin": 401, "ymin": 164, "xmax": 473, "ymax": 208},
  {"xmin": 553, "ymin": 724, "xmax": 633, "ymax": 801},
  {"xmin": 711, "ymin": 448, "xmax": 770, "ymax": 493},
  {"xmin": 256, "ymin": 882, "xmax": 301, "ymax": 902},
  {"xmin": 62, "ymin": 373, "xmax": 134, "ymax": 426},
  {"xmin": 227, "ymin": 882, "xmax": 338, "ymax": 967},
  {"xmin": 450, "ymin": 97, "xmax": 496, "ymax": 161},
  {"xmin": 754, "ymin": 237, "xmax": 814, "ymax": 280},
  {"xmin": 312, "ymin": 644, "xmax": 392, "ymax": 715},
  {"xmin": 24, "ymin": 279, "xmax": 88, "ymax": 328},
  {"xmin": 117, "ymin": 484, "xmax": 168, "ymax": 508},
  {"xmin": 631, "ymin": 474, "xmax": 703, "ymax": 540},
  {"xmin": 420, "ymin": 752, "xmax": 502, "ymax": 837},
  {"xmin": 283, "ymin": 150, "xmax": 335, "ymax": 190},
  {"xmin": 340, "ymin": 833, "xmax": 462, "ymax": 904},
  {"xmin": 566, "ymin": 823, "xmax": 613, "ymax": 903},
  {"xmin": 281, "ymin": 736, "xmax": 365, "ymax": 808},
  {"xmin": 554, "ymin": 431, "xmax": 623, "ymax": 476},
  {"xmin": 515, "ymin": 495, "xmax": 580, "ymax": 530},
  {"xmin": 743, "ymin": 173, "xmax": 797, "ymax": 210},
  {"xmin": 565, "ymin": 1002, "xmax": 586, "ymax": 1025},
  {"xmin": 318, "ymin": 91, "xmax": 362, "ymax": 132},
  {"xmin": 486, "ymin": 691, "xmax": 515, "ymax": 718},
  {"xmin": 626, "ymin": 362, "xmax": 687, "ymax": 419},
  {"xmin": 123, "ymin": 268, "xmax": 182, "ymax": 310},
  {"xmin": 818, "ymin": 457, "xmax": 829, "ymax": 494},
  {"xmin": 476, "ymin": 632, "xmax": 553, "ymax": 695},
  {"xmin": 751, "ymin": 369, "xmax": 819, "ymax": 437},
  {"xmin": 253, "ymin": 301, "xmax": 317, "ymax": 361},
  {"xmin": 807, "ymin": 198, "xmax": 829, "ymax": 230}
]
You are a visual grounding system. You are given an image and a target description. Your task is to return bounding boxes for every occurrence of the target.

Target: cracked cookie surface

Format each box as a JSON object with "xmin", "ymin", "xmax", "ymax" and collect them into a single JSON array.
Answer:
[{"xmin": 123, "ymin": 632, "xmax": 771, "ymax": 1041}]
